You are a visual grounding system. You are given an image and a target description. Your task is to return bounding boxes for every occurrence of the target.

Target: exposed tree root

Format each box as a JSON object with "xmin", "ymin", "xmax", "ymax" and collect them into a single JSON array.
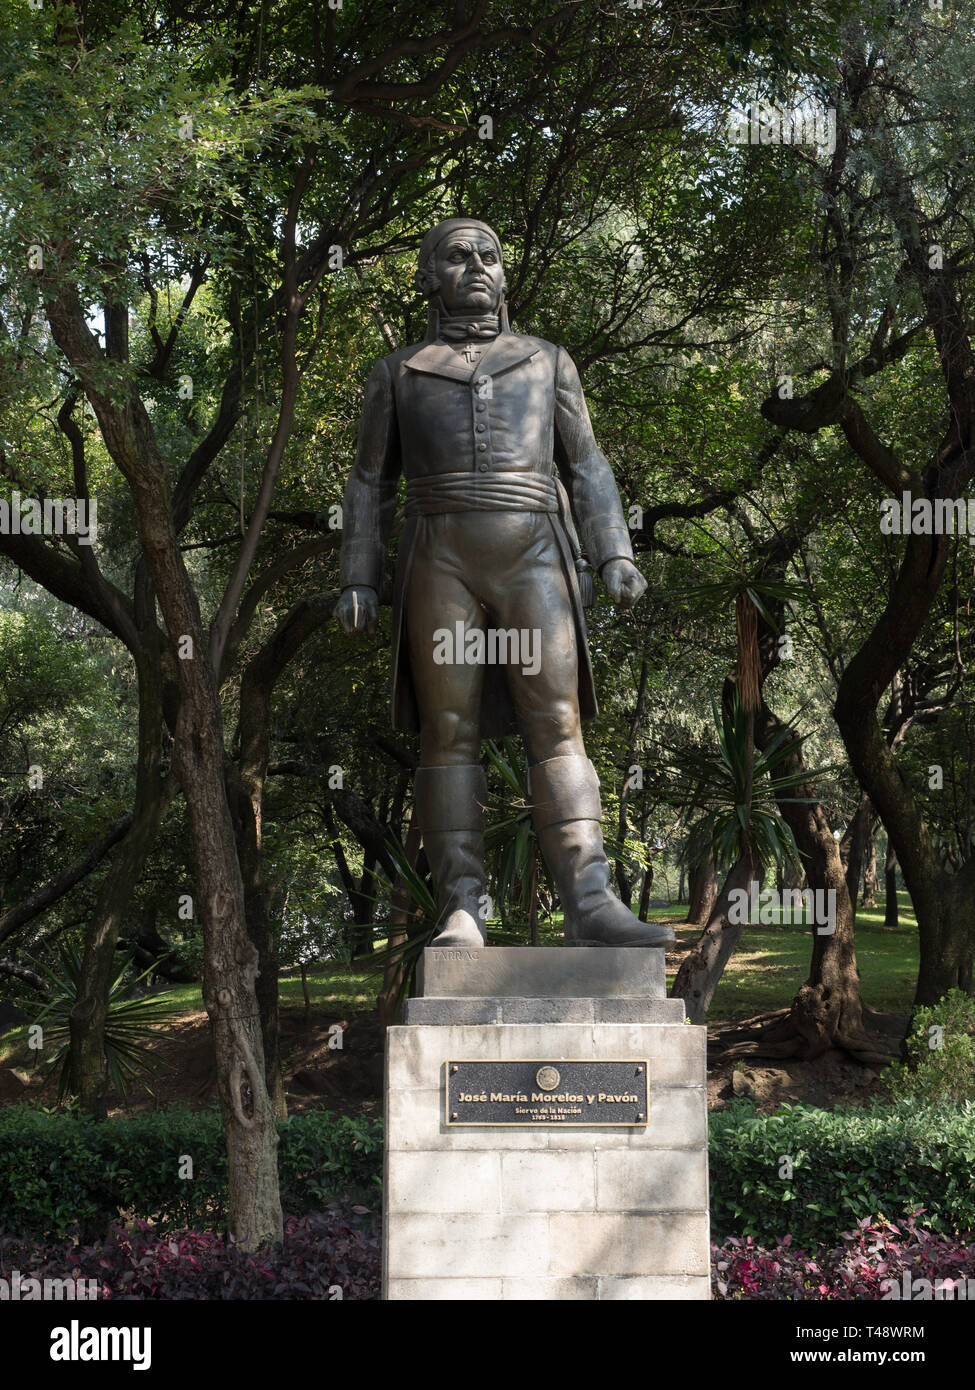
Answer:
[{"xmin": 711, "ymin": 987, "xmax": 904, "ymax": 1068}]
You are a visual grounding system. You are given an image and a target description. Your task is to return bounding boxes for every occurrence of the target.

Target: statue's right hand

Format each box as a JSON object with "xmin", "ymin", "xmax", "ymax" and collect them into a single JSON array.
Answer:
[{"xmin": 334, "ymin": 586, "xmax": 379, "ymax": 635}]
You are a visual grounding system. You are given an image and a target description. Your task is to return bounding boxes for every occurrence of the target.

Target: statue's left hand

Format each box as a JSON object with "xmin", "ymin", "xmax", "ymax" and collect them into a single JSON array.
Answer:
[{"xmin": 601, "ymin": 558, "xmax": 647, "ymax": 608}]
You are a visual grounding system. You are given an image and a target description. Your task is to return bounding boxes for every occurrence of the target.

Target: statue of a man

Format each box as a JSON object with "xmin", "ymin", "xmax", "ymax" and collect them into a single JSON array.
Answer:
[{"xmin": 335, "ymin": 217, "xmax": 672, "ymax": 951}]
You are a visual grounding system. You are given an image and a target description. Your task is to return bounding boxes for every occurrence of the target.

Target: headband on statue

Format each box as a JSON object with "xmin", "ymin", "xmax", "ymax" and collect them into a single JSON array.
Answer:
[{"xmin": 416, "ymin": 218, "xmax": 503, "ymax": 272}]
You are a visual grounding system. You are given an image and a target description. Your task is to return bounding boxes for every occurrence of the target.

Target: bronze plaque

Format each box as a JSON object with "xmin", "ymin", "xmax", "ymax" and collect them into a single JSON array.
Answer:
[{"xmin": 445, "ymin": 1059, "xmax": 648, "ymax": 1127}]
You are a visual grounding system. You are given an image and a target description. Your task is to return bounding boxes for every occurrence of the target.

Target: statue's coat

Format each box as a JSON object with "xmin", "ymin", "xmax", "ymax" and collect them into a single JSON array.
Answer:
[{"xmin": 339, "ymin": 331, "xmax": 635, "ymax": 738}]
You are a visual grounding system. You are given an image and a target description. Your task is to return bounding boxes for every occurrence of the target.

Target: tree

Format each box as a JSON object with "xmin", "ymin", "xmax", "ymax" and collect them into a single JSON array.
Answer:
[
  {"xmin": 670, "ymin": 691, "xmax": 810, "ymax": 1024},
  {"xmin": 759, "ymin": 9, "xmax": 975, "ymax": 1003}
]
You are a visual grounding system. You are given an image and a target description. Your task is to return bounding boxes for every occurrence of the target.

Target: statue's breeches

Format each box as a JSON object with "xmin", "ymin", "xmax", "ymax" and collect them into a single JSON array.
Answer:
[{"xmin": 405, "ymin": 510, "xmax": 583, "ymax": 762}]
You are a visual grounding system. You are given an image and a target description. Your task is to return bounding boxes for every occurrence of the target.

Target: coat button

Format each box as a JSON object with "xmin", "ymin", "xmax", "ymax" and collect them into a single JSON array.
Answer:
[
  {"xmin": 477, "ymin": 442, "xmax": 487, "ymax": 452},
  {"xmin": 476, "ymin": 424, "xmax": 486, "ymax": 433},
  {"xmin": 476, "ymin": 404, "xmax": 486, "ymax": 413},
  {"xmin": 478, "ymin": 463, "xmax": 489, "ymax": 472}
]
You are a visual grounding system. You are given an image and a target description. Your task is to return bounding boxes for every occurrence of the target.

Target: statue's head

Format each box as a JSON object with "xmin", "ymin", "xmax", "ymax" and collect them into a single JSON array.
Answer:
[{"xmin": 415, "ymin": 217, "xmax": 507, "ymax": 316}]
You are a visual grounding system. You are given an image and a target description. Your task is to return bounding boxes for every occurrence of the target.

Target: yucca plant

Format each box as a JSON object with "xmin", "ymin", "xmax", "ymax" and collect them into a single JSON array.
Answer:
[
  {"xmin": 676, "ymin": 695, "xmax": 818, "ymax": 877},
  {"xmin": 679, "ymin": 567, "xmax": 813, "ymax": 860},
  {"xmin": 682, "ymin": 574, "xmax": 808, "ymax": 811},
  {"xmin": 365, "ymin": 832, "xmax": 439, "ymax": 1018},
  {"xmin": 28, "ymin": 943, "xmax": 181, "ymax": 1103},
  {"xmin": 483, "ymin": 739, "xmax": 553, "ymax": 943},
  {"xmin": 669, "ymin": 695, "xmax": 831, "ymax": 1022}
]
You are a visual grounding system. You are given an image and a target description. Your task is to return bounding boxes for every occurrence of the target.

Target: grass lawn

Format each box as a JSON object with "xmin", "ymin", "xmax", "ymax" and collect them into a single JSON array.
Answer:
[
  {"xmin": 0, "ymin": 893, "xmax": 920, "ymax": 1065},
  {"xmin": 0, "ymin": 960, "xmax": 386, "ymax": 1067},
  {"xmin": 150, "ymin": 962, "xmax": 382, "ymax": 1018},
  {"xmin": 698, "ymin": 922, "xmax": 918, "ymax": 1017},
  {"xmin": 666, "ymin": 891, "xmax": 919, "ymax": 1018}
]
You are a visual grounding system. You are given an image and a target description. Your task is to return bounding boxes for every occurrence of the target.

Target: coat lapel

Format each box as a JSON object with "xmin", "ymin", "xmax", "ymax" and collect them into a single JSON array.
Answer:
[
  {"xmin": 476, "ymin": 334, "xmax": 541, "ymax": 379},
  {"xmin": 402, "ymin": 333, "xmax": 540, "ymax": 384}
]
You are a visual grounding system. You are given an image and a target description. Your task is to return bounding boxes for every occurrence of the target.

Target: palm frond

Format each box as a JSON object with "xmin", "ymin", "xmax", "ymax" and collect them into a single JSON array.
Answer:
[{"xmin": 26, "ymin": 942, "xmax": 181, "ymax": 1104}]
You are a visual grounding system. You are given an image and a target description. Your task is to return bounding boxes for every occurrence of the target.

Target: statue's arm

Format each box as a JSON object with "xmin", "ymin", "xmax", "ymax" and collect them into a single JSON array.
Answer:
[
  {"xmin": 338, "ymin": 358, "xmax": 401, "ymax": 595},
  {"xmin": 552, "ymin": 346, "xmax": 635, "ymax": 574}
]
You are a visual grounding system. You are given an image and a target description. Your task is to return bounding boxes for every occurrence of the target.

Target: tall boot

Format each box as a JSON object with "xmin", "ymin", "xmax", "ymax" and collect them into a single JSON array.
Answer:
[
  {"xmin": 414, "ymin": 764, "xmax": 488, "ymax": 948},
  {"xmin": 530, "ymin": 755, "xmax": 674, "ymax": 948}
]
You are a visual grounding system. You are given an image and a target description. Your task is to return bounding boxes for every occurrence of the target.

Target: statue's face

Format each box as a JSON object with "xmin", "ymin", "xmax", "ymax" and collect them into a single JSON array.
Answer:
[{"xmin": 433, "ymin": 229, "xmax": 504, "ymax": 314}]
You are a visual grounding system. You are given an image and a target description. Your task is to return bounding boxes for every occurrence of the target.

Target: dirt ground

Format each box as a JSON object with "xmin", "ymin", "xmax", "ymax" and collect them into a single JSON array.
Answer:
[{"xmin": 704, "ymin": 1024, "xmax": 904, "ymax": 1113}]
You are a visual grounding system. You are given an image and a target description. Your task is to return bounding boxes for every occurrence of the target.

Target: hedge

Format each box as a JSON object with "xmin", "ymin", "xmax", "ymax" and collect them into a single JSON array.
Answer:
[
  {"xmin": 0, "ymin": 1104, "xmax": 383, "ymax": 1238},
  {"xmin": 709, "ymin": 1097, "xmax": 975, "ymax": 1245},
  {"xmin": 2, "ymin": 1097, "xmax": 974, "ymax": 1245}
]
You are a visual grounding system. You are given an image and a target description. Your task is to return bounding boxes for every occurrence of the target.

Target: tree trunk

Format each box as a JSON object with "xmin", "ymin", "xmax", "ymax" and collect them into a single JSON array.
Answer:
[
  {"xmin": 47, "ymin": 278, "xmax": 284, "ymax": 1249},
  {"xmin": 755, "ymin": 129, "xmax": 975, "ymax": 1011},
  {"xmin": 69, "ymin": 639, "xmax": 175, "ymax": 1115},
  {"xmin": 227, "ymin": 717, "xmax": 284, "ymax": 1120},
  {"xmin": 179, "ymin": 677, "xmax": 283, "ymax": 1248},
  {"xmin": 0, "ymin": 814, "xmax": 134, "ymax": 949},
  {"xmin": 884, "ymin": 842, "xmax": 899, "ymax": 925},
  {"xmin": 227, "ymin": 770, "xmax": 286, "ymax": 1122},
  {"xmin": 839, "ymin": 792, "xmax": 873, "ymax": 914},
  {"xmin": 671, "ymin": 851, "xmax": 757, "ymax": 1024},
  {"xmin": 616, "ymin": 658, "xmax": 648, "ymax": 906},
  {"xmin": 826, "ymin": 145, "xmax": 975, "ymax": 1008},
  {"xmin": 637, "ymin": 863, "xmax": 653, "ymax": 921},
  {"xmin": 834, "ymin": 615, "xmax": 975, "ymax": 1009},
  {"xmin": 862, "ymin": 832, "xmax": 880, "ymax": 908},
  {"xmin": 709, "ymin": 535, "xmax": 885, "ymax": 1061},
  {"xmin": 128, "ymin": 905, "xmax": 200, "ymax": 982},
  {"xmin": 910, "ymin": 875, "xmax": 975, "ymax": 1003},
  {"xmin": 750, "ymin": 707, "xmax": 883, "ymax": 1059},
  {"xmin": 322, "ymin": 789, "xmax": 401, "ymax": 954},
  {"xmin": 354, "ymin": 851, "xmax": 377, "ymax": 956},
  {"xmin": 227, "ymin": 594, "xmax": 336, "ymax": 1123},
  {"xmin": 686, "ymin": 849, "xmax": 718, "ymax": 926}
]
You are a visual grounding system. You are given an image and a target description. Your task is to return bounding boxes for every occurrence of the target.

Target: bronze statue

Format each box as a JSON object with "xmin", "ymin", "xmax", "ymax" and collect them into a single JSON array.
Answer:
[{"xmin": 335, "ymin": 217, "xmax": 673, "ymax": 950}]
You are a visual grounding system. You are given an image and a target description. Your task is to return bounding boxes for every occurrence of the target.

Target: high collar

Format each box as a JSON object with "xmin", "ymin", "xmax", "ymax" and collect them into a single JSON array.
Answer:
[
  {"xmin": 438, "ymin": 309, "xmax": 501, "ymax": 342},
  {"xmin": 425, "ymin": 297, "xmax": 511, "ymax": 341}
]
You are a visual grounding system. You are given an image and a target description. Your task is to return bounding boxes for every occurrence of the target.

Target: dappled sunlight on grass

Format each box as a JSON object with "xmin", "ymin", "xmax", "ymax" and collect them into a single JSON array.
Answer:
[
  {"xmin": 694, "ymin": 922, "xmax": 920, "ymax": 1016},
  {"xmin": 156, "ymin": 962, "xmax": 381, "ymax": 1017},
  {"xmin": 277, "ymin": 970, "xmax": 375, "ymax": 1011}
]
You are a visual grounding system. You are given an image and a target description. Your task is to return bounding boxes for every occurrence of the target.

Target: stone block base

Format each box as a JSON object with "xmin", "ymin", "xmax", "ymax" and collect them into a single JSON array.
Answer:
[
  {"xmin": 418, "ymin": 946, "xmax": 666, "ymax": 998},
  {"xmin": 383, "ymin": 1019, "xmax": 710, "ymax": 1300}
]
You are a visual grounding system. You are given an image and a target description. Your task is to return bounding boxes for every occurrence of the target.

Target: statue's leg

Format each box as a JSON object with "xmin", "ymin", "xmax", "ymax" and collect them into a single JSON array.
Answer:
[
  {"xmin": 529, "ymin": 757, "xmax": 673, "ymax": 947},
  {"xmin": 406, "ymin": 517, "xmax": 488, "ymax": 948},
  {"xmin": 490, "ymin": 517, "xmax": 673, "ymax": 948}
]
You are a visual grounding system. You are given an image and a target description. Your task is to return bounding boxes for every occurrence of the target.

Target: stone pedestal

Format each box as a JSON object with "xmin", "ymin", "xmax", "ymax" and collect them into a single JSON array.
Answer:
[{"xmin": 383, "ymin": 948, "xmax": 710, "ymax": 1300}]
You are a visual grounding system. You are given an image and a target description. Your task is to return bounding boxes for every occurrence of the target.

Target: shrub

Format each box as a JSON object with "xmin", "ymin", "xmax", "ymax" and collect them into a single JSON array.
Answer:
[
  {"xmin": 0, "ymin": 1104, "xmax": 383, "ymax": 1238},
  {"xmin": 0, "ymin": 1104, "xmax": 108, "ymax": 1237},
  {"xmin": 883, "ymin": 989, "xmax": 975, "ymax": 1103},
  {"xmin": 5, "ymin": 1093, "xmax": 973, "ymax": 1252},
  {"xmin": 709, "ymin": 1097, "xmax": 975, "ymax": 1246},
  {"xmin": 712, "ymin": 1214, "xmax": 975, "ymax": 1300},
  {"xmin": 279, "ymin": 1112, "xmax": 383, "ymax": 1213},
  {"xmin": 0, "ymin": 1206, "xmax": 381, "ymax": 1300}
]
